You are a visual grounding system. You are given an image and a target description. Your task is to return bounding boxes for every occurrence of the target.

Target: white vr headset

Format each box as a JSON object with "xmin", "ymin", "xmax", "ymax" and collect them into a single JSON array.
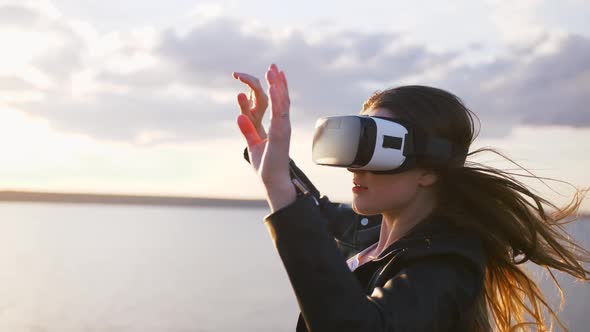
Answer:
[{"xmin": 312, "ymin": 115, "xmax": 466, "ymax": 174}]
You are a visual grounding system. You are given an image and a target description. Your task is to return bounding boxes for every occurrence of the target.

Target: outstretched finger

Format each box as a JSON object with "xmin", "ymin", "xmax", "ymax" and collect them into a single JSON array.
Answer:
[
  {"xmin": 267, "ymin": 66, "xmax": 289, "ymax": 116},
  {"xmin": 268, "ymin": 64, "xmax": 283, "ymax": 94},
  {"xmin": 233, "ymin": 72, "xmax": 267, "ymax": 101},
  {"xmin": 279, "ymin": 70, "xmax": 289, "ymax": 99},
  {"xmin": 237, "ymin": 114, "xmax": 263, "ymax": 147},
  {"xmin": 236, "ymin": 93, "xmax": 251, "ymax": 117},
  {"xmin": 266, "ymin": 69, "xmax": 281, "ymax": 115},
  {"xmin": 233, "ymin": 72, "xmax": 261, "ymax": 87},
  {"xmin": 267, "ymin": 71, "xmax": 292, "ymax": 157}
]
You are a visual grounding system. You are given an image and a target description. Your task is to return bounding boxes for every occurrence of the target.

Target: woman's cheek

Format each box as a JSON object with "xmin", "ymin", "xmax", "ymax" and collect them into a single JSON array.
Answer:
[{"xmin": 370, "ymin": 183, "xmax": 415, "ymax": 212}]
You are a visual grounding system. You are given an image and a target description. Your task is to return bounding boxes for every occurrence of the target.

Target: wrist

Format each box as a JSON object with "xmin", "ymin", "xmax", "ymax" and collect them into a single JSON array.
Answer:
[{"xmin": 265, "ymin": 180, "xmax": 297, "ymax": 213}]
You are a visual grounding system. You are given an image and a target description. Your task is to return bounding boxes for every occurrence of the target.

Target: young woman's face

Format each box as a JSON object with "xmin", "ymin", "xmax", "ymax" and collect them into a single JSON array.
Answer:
[{"xmin": 349, "ymin": 107, "xmax": 437, "ymax": 216}]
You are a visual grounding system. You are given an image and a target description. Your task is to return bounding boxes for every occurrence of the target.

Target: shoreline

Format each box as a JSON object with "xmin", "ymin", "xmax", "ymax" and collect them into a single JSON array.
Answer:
[
  {"xmin": 0, "ymin": 190, "xmax": 268, "ymax": 209},
  {"xmin": 0, "ymin": 191, "xmax": 588, "ymax": 217}
]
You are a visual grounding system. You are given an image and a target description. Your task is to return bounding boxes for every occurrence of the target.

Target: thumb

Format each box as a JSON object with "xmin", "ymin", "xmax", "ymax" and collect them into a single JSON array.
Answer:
[{"xmin": 237, "ymin": 114, "xmax": 263, "ymax": 147}]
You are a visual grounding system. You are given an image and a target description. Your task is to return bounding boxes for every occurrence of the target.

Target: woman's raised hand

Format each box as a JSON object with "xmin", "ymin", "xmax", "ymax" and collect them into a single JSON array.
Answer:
[
  {"xmin": 234, "ymin": 64, "xmax": 296, "ymax": 212},
  {"xmin": 232, "ymin": 71, "xmax": 269, "ymax": 140}
]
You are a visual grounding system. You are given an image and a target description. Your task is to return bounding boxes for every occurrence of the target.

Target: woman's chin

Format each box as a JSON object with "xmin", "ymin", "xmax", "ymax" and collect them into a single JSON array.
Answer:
[{"xmin": 352, "ymin": 199, "xmax": 380, "ymax": 216}]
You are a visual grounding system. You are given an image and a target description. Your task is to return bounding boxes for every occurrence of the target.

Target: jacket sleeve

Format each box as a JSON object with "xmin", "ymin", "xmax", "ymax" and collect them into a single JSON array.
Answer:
[
  {"xmin": 264, "ymin": 193, "xmax": 481, "ymax": 332},
  {"xmin": 242, "ymin": 147, "xmax": 380, "ymax": 259}
]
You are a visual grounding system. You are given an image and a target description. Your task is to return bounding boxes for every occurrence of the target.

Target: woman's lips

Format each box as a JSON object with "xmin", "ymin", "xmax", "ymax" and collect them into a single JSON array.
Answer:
[
  {"xmin": 352, "ymin": 186, "xmax": 368, "ymax": 193},
  {"xmin": 352, "ymin": 181, "xmax": 368, "ymax": 193}
]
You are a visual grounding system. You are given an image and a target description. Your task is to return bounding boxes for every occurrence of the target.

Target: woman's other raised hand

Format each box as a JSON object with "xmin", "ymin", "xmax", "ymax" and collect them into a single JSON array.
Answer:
[{"xmin": 233, "ymin": 64, "xmax": 296, "ymax": 212}]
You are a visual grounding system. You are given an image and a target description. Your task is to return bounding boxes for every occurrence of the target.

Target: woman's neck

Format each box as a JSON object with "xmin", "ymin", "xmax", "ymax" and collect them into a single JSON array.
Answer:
[{"xmin": 374, "ymin": 192, "xmax": 437, "ymax": 255}]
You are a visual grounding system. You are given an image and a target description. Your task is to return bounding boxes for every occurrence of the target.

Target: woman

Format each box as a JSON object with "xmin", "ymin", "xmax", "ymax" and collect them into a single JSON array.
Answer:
[{"xmin": 232, "ymin": 64, "xmax": 589, "ymax": 331}]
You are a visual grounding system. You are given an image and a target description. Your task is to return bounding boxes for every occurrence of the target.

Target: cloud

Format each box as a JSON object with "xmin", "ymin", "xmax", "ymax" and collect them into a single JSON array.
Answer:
[
  {"xmin": 0, "ymin": 3, "xmax": 43, "ymax": 26},
  {"xmin": 0, "ymin": 76, "xmax": 33, "ymax": 91},
  {"xmin": 432, "ymin": 32, "xmax": 590, "ymax": 136},
  {"xmin": 1, "ymin": 2, "xmax": 589, "ymax": 144},
  {"xmin": 487, "ymin": 0, "xmax": 545, "ymax": 44}
]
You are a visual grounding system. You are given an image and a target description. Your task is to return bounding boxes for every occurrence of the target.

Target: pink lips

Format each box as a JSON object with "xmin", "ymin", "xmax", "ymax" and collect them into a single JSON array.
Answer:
[
  {"xmin": 352, "ymin": 186, "xmax": 367, "ymax": 193},
  {"xmin": 353, "ymin": 180, "xmax": 368, "ymax": 193}
]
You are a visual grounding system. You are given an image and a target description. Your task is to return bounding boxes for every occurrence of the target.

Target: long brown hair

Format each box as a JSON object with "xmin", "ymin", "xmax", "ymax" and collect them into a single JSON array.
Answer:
[{"xmin": 362, "ymin": 86, "xmax": 590, "ymax": 331}]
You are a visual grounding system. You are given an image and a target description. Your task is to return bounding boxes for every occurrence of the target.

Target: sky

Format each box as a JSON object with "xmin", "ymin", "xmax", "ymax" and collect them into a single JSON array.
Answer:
[{"xmin": 0, "ymin": 0, "xmax": 589, "ymax": 211}]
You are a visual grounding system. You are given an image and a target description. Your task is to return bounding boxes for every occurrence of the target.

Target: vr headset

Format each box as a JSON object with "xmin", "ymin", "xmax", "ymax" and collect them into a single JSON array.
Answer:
[{"xmin": 312, "ymin": 115, "xmax": 467, "ymax": 174}]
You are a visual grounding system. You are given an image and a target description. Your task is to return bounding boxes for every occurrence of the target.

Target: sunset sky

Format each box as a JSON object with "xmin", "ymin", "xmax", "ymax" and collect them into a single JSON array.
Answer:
[{"xmin": 1, "ymin": 0, "xmax": 589, "ymax": 211}]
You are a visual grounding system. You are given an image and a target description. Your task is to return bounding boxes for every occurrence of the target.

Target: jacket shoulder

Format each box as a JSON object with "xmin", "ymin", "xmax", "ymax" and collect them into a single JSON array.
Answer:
[
  {"xmin": 374, "ymin": 219, "xmax": 487, "ymax": 290},
  {"xmin": 405, "ymin": 228, "xmax": 486, "ymax": 273}
]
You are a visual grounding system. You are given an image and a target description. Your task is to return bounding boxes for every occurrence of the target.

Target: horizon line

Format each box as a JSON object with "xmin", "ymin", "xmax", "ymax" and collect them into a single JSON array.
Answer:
[
  {"xmin": 0, "ymin": 190, "xmax": 269, "ymax": 209},
  {"xmin": 0, "ymin": 190, "xmax": 588, "ymax": 217}
]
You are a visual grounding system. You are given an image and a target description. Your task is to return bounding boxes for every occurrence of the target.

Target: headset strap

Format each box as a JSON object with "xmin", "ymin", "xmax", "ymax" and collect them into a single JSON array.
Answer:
[{"xmin": 404, "ymin": 127, "xmax": 467, "ymax": 165}]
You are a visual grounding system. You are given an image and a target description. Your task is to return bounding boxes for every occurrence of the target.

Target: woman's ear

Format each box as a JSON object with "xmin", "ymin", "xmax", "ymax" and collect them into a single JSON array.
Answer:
[{"xmin": 417, "ymin": 169, "xmax": 438, "ymax": 187}]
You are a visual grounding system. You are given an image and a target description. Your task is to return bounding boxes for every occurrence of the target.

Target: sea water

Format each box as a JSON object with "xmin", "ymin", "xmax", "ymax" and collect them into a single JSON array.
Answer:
[{"xmin": 0, "ymin": 203, "xmax": 587, "ymax": 331}]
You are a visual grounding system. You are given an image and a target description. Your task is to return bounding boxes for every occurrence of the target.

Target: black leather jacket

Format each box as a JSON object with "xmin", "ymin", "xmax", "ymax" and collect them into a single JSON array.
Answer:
[{"xmin": 244, "ymin": 149, "xmax": 486, "ymax": 331}]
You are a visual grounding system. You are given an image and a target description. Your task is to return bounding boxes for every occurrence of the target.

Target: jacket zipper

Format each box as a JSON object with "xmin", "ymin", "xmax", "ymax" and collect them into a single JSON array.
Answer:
[
  {"xmin": 365, "ymin": 247, "xmax": 407, "ymax": 292},
  {"xmin": 365, "ymin": 235, "xmax": 432, "ymax": 291}
]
